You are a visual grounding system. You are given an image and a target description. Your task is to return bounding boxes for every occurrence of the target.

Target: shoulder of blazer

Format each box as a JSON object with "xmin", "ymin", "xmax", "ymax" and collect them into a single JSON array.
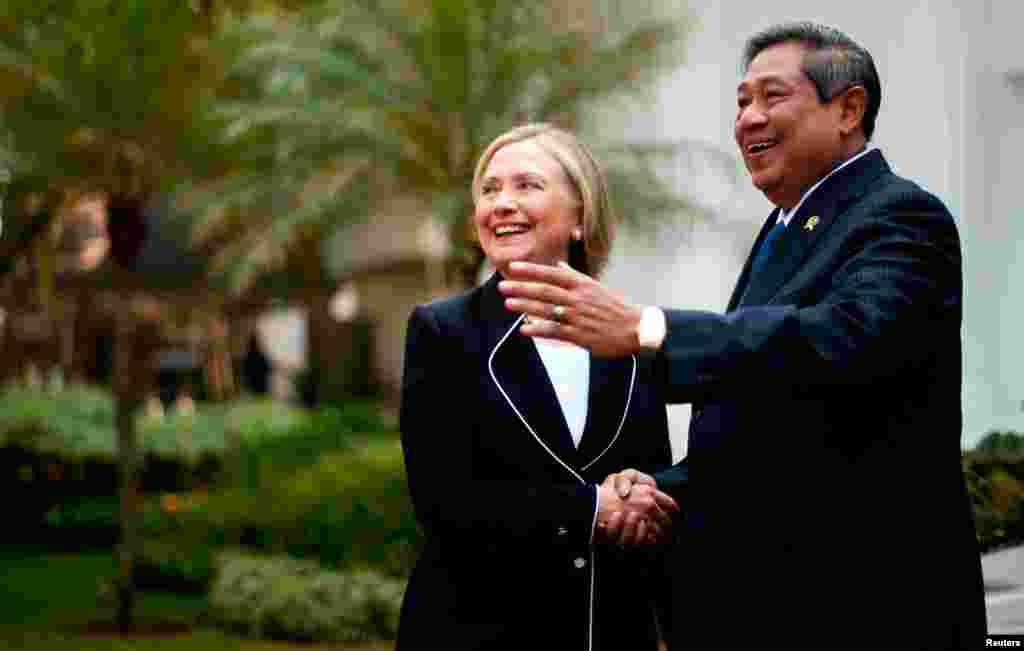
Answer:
[
  {"xmin": 833, "ymin": 152, "xmax": 950, "ymax": 220},
  {"xmin": 410, "ymin": 273, "xmax": 505, "ymax": 346},
  {"xmin": 415, "ymin": 285, "xmax": 476, "ymax": 330},
  {"xmin": 862, "ymin": 172, "xmax": 951, "ymax": 216},
  {"xmin": 835, "ymin": 173, "xmax": 959, "ymax": 250}
]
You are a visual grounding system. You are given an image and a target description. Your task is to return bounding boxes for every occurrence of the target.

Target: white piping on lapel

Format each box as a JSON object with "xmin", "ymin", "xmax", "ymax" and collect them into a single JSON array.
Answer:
[
  {"xmin": 488, "ymin": 313, "xmax": 596, "ymax": 651},
  {"xmin": 580, "ymin": 356, "xmax": 637, "ymax": 472},
  {"xmin": 586, "ymin": 544, "xmax": 595, "ymax": 651},
  {"xmin": 488, "ymin": 314, "xmax": 585, "ymax": 484}
]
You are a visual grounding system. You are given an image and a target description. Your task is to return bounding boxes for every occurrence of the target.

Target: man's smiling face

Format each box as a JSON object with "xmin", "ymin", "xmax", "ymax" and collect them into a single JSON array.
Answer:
[{"xmin": 735, "ymin": 41, "xmax": 847, "ymax": 209}]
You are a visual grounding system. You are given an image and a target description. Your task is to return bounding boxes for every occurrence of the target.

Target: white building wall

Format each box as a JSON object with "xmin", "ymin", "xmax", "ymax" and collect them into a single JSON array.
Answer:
[
  {"xmin": 965, "ymin": 0, "xmax": 1024, "ymax": 441},
  {"xmin": 594, "ymin": 0, "xmax": 1024, "ymax": 455}
]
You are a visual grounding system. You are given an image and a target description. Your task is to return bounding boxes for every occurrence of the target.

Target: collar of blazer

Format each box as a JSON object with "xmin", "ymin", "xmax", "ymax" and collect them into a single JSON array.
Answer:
[
  {"xmin": 479, "ymin": 272, "xmax": 637, "ymax": 479},
  {"xmin": 731, "ymin": 149, "xmax": 892, "ymax": 309}
]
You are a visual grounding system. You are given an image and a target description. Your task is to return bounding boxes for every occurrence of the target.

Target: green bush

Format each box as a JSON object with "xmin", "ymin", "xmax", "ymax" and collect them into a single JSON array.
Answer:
[
  {"xmin": 964, "ymin": 433, "xmax": 1024, "ymax": 552},
  {"xmin": 0, "ymin": 385, "xmax": 313, "ymax": 531},
  {"xmin": 41, "ymin": 496, "xmax": 121, "ymax": 547},
  {"xmin": 0, "ymin": 384, "xmax": 115, "ymax": 454},
  {"xmin": 40, "ymin": 495, "xmax": 186, "ymax": 548},
  {"xmin": 231, "ymin": 402, "xmax": 396, "ymax": 476},
  {"xmin": 0, "ymin": 384, "xmax": 388, "ymax": 469},
  {"xmin": 3, "ymin": 384, "xmax": 416, "ymax": 580},
  {"xmin": 40, "ymin": 497, "xmax": 217, "ymax": 593},
  {"xmin": 185, "ymin": 437, "xmax": 420, "ymax": 578},
  {"xmin": 135, "ymin": 536, "xmax": 217, "ymax": 594},
  {"xmin": 977, "ymin": 430, "xmax": 1024, "ymax": 452},
  {"xmin": 0, "ymin": 384, "xmax": 314, "ymax": 459},
  {"xmin": 206, "ymin": 552, "xmax": 404, "ymax": 642}
]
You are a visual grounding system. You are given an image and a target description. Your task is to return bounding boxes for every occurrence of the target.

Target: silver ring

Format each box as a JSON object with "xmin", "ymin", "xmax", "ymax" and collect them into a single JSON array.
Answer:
[{"xmin": 551, "ymin": 305, "xmax": 566, "ymax": 323}]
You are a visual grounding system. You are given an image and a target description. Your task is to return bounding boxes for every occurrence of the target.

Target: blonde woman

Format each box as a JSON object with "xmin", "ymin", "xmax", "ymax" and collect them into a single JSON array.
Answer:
[{"xmin": 397, "ymin": 124, "xmax": 677, "ymax": 650}]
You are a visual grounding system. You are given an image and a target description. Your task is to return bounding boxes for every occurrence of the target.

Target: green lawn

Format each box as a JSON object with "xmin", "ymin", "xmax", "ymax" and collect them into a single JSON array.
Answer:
[{"xmin": 0, "ymin": 548, "xmax": 393, "ymax": 650}]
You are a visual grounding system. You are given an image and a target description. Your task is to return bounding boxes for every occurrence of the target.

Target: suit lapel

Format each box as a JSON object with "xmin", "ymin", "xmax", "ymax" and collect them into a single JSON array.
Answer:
[
  {"xmin": 480, "ymin": 274, "xmax": 580, "ymax": 465},
  {"xmin": 739, "ymin": 205, "xmax": 830, "ymax": 306},
  {"xmin": 480, "ymin": 273, "xmax": 640, "ymax": 472},
  {"xmin": 492, "ymin": 331, "xmax": 580, "ymax": 461},
  {"xmin": 736, "ymin": 150, "xmax": 891, "ymax": 308},
  {"xmin": 576, "ymin": 355, "xmax": 634, "ymax": 469}
]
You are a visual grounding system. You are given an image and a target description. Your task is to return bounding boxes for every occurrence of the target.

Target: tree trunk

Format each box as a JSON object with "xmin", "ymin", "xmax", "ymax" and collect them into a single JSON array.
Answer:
[
  {"xmin": 114, "ymin": 393, "xmax": 142, "ymax": 628},
  {"xmin": 206, "ymin": 315, "xmax": 235, "ymax": 401},
  {"xmin": 111, "ymin": 299, "xmax": 158, "ymax": 627}
]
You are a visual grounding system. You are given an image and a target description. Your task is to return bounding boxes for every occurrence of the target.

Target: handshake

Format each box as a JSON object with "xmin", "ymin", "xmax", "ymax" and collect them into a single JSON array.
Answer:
[{"xmin": 596, "ymin": 469, "xmax": 679, "ymax": 546}]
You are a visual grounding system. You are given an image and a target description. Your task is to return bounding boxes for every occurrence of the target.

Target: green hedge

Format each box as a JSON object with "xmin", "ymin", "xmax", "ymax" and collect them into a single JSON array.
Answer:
[
  {"xmin": 964, "ymin": 431, "xmax": 1024, "ymax": 553},
  {"xmin": 25, "ymin": 393, "xmax": 417, "ymax": 593},
  {"xmin": 3, "ymin": 383, "xmax": 414, "ymax": 641},
  {"xmin": 0, "ymin": 384, "xmax": 313, "ymax": 458},
  {"xmin": 207, "ymin": 552, "xmax": 403, "ymax": 642},
  {"xmin": 135, "ymin": 536, "xmax": 218, "ymax": 595},
  {"xmin": 182, "ymin": 437, "xmax": 419, "ymax": 578},
  {"xmin": 0, "ymin": 385, "xmax": 321, "ymax": 532}
]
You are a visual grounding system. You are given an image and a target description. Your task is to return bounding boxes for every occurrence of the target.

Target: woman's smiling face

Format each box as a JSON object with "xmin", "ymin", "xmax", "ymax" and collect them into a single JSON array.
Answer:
[{"xmin": 474, "ymin": 139, "xmax": 580, "ymax": 276}]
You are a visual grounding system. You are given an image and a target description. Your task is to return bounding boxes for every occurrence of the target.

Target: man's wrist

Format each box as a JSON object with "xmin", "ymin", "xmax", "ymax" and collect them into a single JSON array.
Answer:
[{"xmin": 635, "ymin": 306, "xmax": 667, "ymax": 352}]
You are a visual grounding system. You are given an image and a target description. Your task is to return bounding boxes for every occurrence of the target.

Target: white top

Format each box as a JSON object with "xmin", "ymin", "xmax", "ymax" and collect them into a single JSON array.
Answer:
[
  {"xmin": 533, "ymin": 337, "xmax": 590, "ymax": 447},
  {"xmin": 778, "ymin": 145, "xmax": 876, "ymax": 226}
]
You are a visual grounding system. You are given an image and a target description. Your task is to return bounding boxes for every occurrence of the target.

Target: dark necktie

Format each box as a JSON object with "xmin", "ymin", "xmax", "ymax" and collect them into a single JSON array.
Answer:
[{"xmin": 748, "ymin": 219, "xmax": 787, "ymax": 279}]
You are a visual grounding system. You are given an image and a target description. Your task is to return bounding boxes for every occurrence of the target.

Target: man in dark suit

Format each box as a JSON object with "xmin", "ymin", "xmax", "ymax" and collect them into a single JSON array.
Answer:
[{"xmin": 499, "ymin": 21, "xmax": 987, "ymax": 650}]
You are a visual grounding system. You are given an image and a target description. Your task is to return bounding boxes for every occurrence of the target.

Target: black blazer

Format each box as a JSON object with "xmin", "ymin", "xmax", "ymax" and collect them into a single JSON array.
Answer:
[
  {"xmin": 397, "ymin": 273, "xmax": 672, "ymax": 651},
  {"xmin": 653, "ymin": 150, "xmax": 986, "ymax": 650}
]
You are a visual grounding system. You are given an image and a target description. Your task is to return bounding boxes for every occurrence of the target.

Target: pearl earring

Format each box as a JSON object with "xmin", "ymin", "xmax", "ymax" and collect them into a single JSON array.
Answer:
[{"xmin": 572, "ymin": 228, "xmax": 582, "ymax": 241}]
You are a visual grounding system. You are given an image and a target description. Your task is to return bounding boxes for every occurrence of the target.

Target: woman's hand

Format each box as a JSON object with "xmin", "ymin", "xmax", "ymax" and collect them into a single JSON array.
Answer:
[{"xmin": 596, "ymin": 471, "xmax": 679, "ymax": 546}]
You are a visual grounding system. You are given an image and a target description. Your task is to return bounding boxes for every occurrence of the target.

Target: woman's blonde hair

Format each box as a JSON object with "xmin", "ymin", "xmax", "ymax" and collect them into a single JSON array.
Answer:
[{"xmin": 471, "ymin": 123, "xmax": 616, "ymax": 278}]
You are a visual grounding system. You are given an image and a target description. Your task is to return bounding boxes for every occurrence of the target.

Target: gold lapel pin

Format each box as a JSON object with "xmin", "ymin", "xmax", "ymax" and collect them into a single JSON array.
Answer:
[{"xmin": 804, "ymin": 216, "xmax": 820, "ymax": 232}]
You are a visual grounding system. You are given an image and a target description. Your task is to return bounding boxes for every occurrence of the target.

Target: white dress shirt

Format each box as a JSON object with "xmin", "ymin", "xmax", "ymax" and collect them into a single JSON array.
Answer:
[{"xmin": 533, "ymin": 337, "xmax": 590, "ymax": 447}]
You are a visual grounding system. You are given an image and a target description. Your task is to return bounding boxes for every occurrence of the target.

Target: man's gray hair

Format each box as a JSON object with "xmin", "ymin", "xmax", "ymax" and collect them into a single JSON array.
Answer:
[{"xmin": 743, "ymin": 21, "xmax": 881, "ymax": 140}]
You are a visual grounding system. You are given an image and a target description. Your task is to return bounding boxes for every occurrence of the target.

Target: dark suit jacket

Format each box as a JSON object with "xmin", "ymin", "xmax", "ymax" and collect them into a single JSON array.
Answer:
[
  {"xmin": 397, "ymin": 273, "xmax": 672, "ymax": 651},
  {"xmin": 653, "ymin": 150, "xmax": 986, "ymax": 650}
]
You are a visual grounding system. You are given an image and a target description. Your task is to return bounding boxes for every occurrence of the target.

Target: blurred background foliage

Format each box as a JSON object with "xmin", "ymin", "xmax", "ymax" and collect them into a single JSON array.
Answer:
[
  {"xmin": 964, "ymin": 430, "xmax": 1024, "ymax": 553},
  {"xmin": 0, "ymin": 0, "xmax": 693, "ymax": 337},
  {"xmin": 181, "ymin": 0, "xmax": 691, "ymax": 290},
  {"xmin": 1, "ymin": 383, "xmax": 412, "ymax": 641}
]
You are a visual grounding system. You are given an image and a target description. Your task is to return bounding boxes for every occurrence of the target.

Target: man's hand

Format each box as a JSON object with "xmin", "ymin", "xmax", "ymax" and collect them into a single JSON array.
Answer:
[
  {"xmin": 607, "ymin": 468, "xmax": 658, "ymax": 499},
  {"xmin": 499, "ymin": 261, "xmax": 643, "ymax": 358},
  {"xmin": 596, "ymin": 470, "xmax": 679, "ymax": 546}
]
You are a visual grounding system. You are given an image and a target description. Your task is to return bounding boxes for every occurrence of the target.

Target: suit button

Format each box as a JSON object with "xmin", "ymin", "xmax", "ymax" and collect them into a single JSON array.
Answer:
[
  {"xmin": 557, "ymin": 526, "xmax": 568, "ymax": 536},
  {"xmin": 692, "ymin": 407, "xmax": 703, "ymax": 421},
  {"xmin": 573, "ymin": 557, "xmax": 586, "ymax": 569}
]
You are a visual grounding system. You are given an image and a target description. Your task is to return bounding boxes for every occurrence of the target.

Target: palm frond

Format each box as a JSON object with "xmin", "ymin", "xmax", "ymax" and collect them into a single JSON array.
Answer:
[{"xmin": 185, "ymin": 0, "xmax": 695, "ymax": 291}]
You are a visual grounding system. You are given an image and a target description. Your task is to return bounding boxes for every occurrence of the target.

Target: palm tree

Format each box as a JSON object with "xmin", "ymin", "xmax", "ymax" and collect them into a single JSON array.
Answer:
[
  {"xmin": 187, "ymin": 0, "xmax": 694, "ymax": 291},
  {"xmin": 0, "ymin": 0, "xmax": 291, "ymax": 626}
]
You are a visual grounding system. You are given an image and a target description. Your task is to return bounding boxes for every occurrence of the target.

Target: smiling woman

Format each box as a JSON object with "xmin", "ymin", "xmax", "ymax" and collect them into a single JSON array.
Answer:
[
  {"xmin": 473, "ymin": 138, "xmax": 579, "ymax": 277},
  {"xmin": 396, "ymin": 122, "xmax": 676, "ymax": 650},
  {"xmin": 471, "ymin": 123, "xmax": 615, "ymax": 279}
]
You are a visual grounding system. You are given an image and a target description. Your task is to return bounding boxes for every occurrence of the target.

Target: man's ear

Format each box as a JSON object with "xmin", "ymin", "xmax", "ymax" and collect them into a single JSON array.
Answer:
[{"xmin": 838, "ymin": 85, "xmax": 867, "ymax": 137}]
